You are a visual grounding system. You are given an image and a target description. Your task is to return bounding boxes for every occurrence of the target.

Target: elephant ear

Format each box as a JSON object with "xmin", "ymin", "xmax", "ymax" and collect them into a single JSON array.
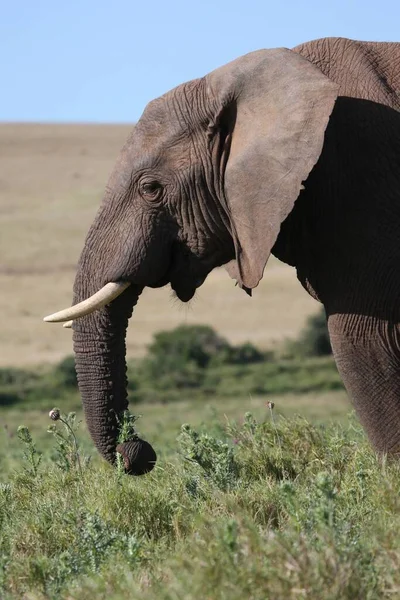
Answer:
[{"xmin": 206, "ymin": 48, "xmax": 339, "ymax": 291}]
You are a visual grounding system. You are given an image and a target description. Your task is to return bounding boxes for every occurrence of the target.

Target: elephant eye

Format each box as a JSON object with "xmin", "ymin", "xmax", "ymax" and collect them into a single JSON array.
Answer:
[{"xmin": 140, "ymin": 180, "xmax": 163, "ymax": 200}]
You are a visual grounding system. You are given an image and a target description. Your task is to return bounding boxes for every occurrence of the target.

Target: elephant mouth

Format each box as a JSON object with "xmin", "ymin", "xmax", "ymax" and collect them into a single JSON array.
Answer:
[
  {"xmin": 170, "ymin": 280, "xmax": 197, "ymax": 302},
  {"xmin": 146, "ymin": 266, "xmax": 198, "ymax": 301},
  {"xmin": 43, "ymin": 243, "xmax": 211, "ymax": 324},
  {"xmin": 169, "ymin": 254, "xmax": 208, "ymax": 302},
  {"xmin": 149, "ymin": 242, "xmax": 209, "ymax": 302},
  {"xmin": 150, "ymin": 269, "xmax": 204, "ymax": 302},
  {"xmin": 169, "ymin": 270, "xmax": 207, "ymax": 301}
]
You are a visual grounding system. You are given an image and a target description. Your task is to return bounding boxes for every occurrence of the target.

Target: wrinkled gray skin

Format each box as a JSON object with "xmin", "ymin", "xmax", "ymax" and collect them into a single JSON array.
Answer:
[{"xmin": 72, "ymin": 37, "xmax": 400, "ymax": 471}]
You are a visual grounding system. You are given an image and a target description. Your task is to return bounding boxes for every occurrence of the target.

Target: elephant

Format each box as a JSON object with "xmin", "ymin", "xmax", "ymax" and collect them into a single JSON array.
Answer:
[{"xmin": 44, "ymin": 36, "xmax": 400, "ymax": 474}]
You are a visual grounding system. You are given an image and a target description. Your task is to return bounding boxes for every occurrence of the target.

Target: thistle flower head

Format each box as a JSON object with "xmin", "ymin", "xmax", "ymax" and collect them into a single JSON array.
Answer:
[{"xmin": 49, "ymin": 408, "xmax": 61, "ymax": 421}]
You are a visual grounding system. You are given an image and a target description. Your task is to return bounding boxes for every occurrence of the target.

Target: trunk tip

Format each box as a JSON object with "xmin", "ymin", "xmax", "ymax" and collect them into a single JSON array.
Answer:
[{"xmin": 116, "ymin": 438, "xmax": 157, "ymax": 476}]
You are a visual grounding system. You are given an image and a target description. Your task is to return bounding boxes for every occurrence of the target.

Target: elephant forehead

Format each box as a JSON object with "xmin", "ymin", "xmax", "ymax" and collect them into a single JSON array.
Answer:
[
  {"xmin": 116, "ymin": 81, "xmax": 208, "ymax": 176},
  {"xmin": 119, "ymin": 110, "xmax": 193, "ymax": 174},
  {"xmin": 136, "ymin": 95, "xmax": 185, "ymax": 145}
]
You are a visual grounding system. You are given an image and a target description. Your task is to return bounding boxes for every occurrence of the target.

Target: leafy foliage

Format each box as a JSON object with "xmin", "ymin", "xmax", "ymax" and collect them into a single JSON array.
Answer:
[
  {"xmin": 1, "ymin": 410, "xmax": 400, "ymax": 599},
  {"xmin": 16, "ymin": 425, "xmax": 42, "ymax": 478},
  {"xmin": 54, "ymin": 355, "xmax": 78, "ymax": 388},
  {"xmin": 138, "ymin": 325, "xmax": 265, "ymax": 393},
  {"xmin": 146, "ymin": 324, "xmax": 231, "ymax": 371},
  {"xmin": 0, "ymin": 367, "xmax": 39, "ymax": 407},
  {"xmin": 289, "ymin": 308, "xmax": 332, "ymax": 357},
  {"xmin": 47, "ymin": 410, "xmax": 85, "ymax": 474},
  {"xmin": 178, "ymin": 423, "xmax": 240, "ymax": 491}
]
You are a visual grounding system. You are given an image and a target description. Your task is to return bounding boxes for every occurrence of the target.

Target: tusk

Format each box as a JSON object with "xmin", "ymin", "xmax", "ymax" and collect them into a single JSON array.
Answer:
[
  {"xmin": 43, "ymin": 281, "xmax": 131, "ymax": 323},
  {"xmin": 63, "ymin": 320, "xmax": 73, "ymax": 329}
]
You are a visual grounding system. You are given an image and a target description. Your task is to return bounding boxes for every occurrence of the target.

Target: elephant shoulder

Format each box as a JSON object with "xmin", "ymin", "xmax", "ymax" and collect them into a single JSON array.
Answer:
[{"xmin": 293, "ymin": 37, "xmax": 400, "ymax": 110}]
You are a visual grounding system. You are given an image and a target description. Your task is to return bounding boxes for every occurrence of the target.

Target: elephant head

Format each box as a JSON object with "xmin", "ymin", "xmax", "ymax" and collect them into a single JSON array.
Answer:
[{"xmin": 44, "ymin": 48, "xmax": 338, "ymax": 473}]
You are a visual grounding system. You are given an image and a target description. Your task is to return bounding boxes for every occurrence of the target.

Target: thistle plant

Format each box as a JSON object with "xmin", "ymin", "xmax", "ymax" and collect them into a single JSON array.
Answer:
[
  {"xmin": 178, "ymin": 423, "xmax": 240, "ymax": 491},
  {"xmin": 17, "ymin": 425, "xmax": 42, "ymax": 478},
  {"xmin": 47, "ymin": 408, "xmax": 84, "ymax": 475}
]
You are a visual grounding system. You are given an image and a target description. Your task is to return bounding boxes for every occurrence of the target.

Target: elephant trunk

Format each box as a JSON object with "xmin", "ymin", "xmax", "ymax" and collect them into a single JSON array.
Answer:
[{"xmin": 72, "ymin": 277, "xmax": 155, "ymax": 474}]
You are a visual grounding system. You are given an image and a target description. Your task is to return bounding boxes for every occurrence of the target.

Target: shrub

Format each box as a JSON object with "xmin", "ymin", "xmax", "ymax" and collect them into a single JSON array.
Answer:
[
  {"xmin": 143, "ymin": 324, "xmax": 266, "ymax": 375},
  {"xmin": 0, "ymin": 358, "xmax": 79, "ymax": 409},
  {"xmin": 0, "ymin": 368, "xmax": 38, "ymax": 407},
  {"xmin": 133, "ymin": 325, "xmax": 269, "ymax": 398},
  {"xmin": 54, "ymin": 356, "xmax": 77, "ymax": 389},
  {"xmin": 226, "ymin": 342, "xmax": 265, "ymax": 365},
  {"xmin": 145, "ymin": 325, "xmax": 230, "ymax": 374},
  {"xmin": 291, "ymin": 308, "xmax": 332, "ymax": 357}
]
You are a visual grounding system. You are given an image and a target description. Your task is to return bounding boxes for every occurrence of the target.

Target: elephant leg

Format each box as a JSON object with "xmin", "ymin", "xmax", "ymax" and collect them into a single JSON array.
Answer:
[{"xmin": 328, "ymin": 313, "xmax": 400, "ymax": 454}]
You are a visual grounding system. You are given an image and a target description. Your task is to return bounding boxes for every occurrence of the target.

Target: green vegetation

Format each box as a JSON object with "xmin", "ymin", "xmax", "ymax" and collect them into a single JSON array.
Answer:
[
  {"xmin": 5, "ymin": 320, "xmax": 396, "ymax": 598},
  {"xmin": 1, "ymin": 322, "xmax": 340, "ymax": 409},
  {"xmin": 1, "ymin": 408, "xmax": 400, "ymax": 599},
  {"xmin": 145, "ymin": 324, "xmax": 265, "ymax": 370},
  {"xmin": 0, "ymin": 355, "xmax": 343, "ymax": 408},
  {"xmin": 0, "ymin": 358, "xmax": 78, "ymax": 408},
  {"xmin": 288, "ymin": 307, "xmax": 332, "ymax": 357}
]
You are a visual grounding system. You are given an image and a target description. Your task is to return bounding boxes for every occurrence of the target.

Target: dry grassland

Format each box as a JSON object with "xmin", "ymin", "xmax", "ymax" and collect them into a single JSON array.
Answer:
[{"xmin": 0, "ymin": 123, "xmax": 319, "ymax": 367}]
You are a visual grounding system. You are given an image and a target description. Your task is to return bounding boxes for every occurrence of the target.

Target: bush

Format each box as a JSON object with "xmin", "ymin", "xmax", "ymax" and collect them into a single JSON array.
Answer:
[
  {"xmin": 133, "ymin": 325, "xmax": 270, "ymax": 398},
  {"xmin": 143, "ymin": 325, "xmax": 266, "ymax": 375},
  {"xmin": 0, "ymin": 368, "xmax": 39, "ymax": 407},
  {"xmin": 226, "ymin": 342, "xmax": 265, "ymax": 365},
  {"xmin": 291, "ymin": 308, "xmax": 332, "ymax": 357},
  {"xmin": 0, "ymin": 358, "xmax": 79, "ymax": 409},
  {"xmin": 145, "ymin": 325, "xmax": 231, "ymax": 374},
  {"xmin": 54, "ymin": 356, "xmax": 77, "ymax": 388}
]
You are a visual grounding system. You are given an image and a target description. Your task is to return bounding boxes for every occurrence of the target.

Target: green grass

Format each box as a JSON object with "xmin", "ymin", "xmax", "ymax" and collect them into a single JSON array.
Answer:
[{"xmin": 2, "ymin": 391, "xmax": 400, "ymax": 599}]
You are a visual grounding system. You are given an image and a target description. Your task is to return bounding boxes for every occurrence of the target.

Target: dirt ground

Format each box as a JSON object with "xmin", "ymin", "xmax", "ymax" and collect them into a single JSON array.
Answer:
[{"xmin": 0, "ymin": 123, "xmax": 319, "ymax": 367}]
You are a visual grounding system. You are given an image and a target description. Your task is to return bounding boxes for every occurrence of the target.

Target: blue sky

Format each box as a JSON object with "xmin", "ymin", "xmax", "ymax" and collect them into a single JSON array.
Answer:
[{"xmin": 1, "ymin": 0, "xmax": 398, "ymax": 123}]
